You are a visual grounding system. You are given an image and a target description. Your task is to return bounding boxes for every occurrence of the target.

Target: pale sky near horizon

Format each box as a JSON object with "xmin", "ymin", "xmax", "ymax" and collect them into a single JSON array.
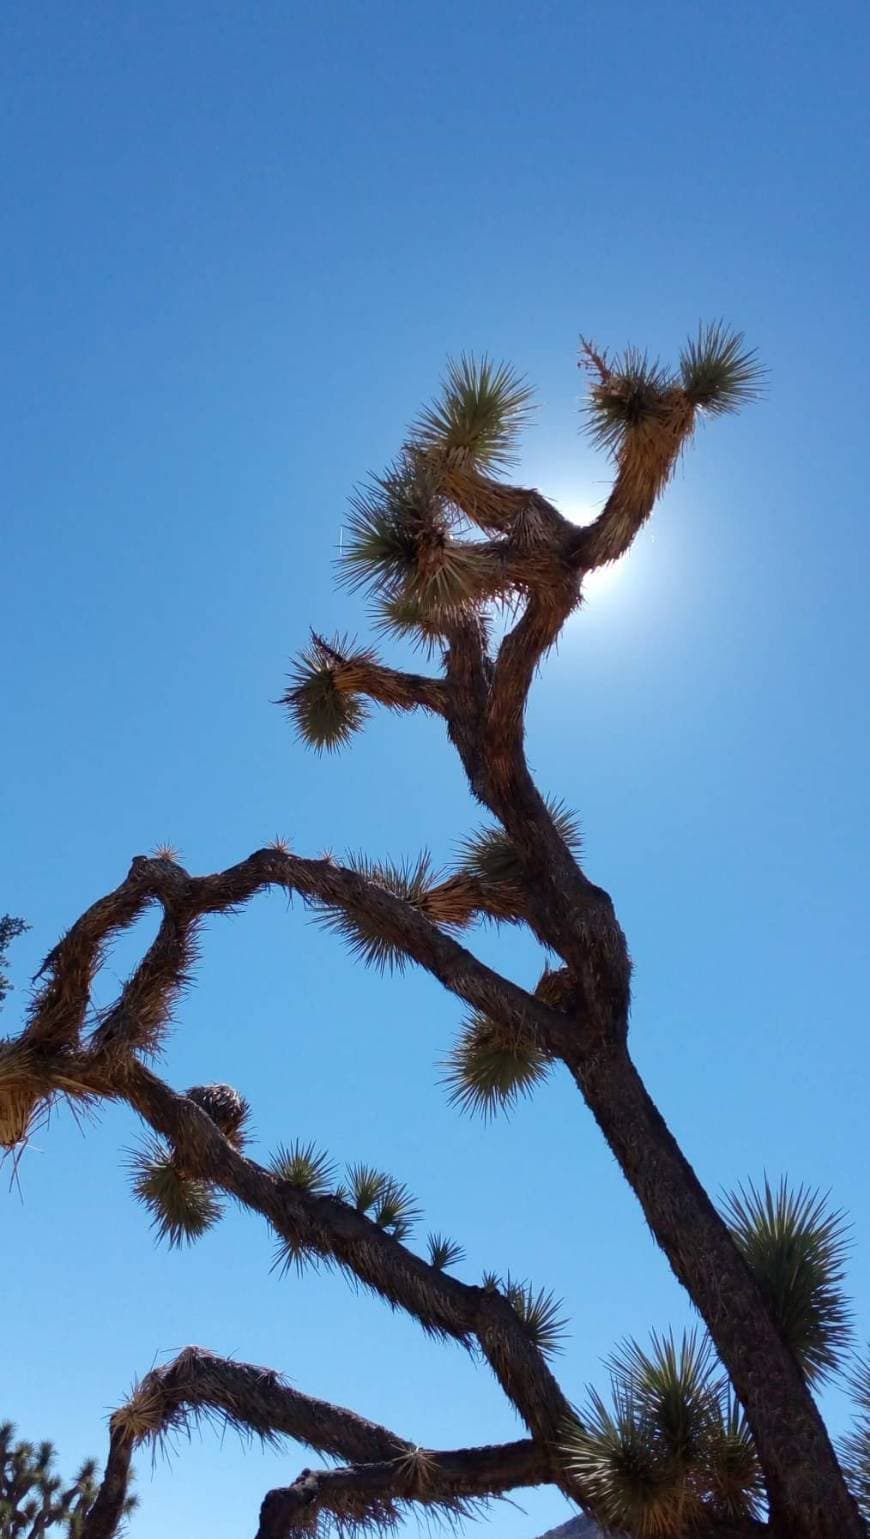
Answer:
[{"xmin": 3, "ymin": 4, "xmax": 870, "ymax": 1537}]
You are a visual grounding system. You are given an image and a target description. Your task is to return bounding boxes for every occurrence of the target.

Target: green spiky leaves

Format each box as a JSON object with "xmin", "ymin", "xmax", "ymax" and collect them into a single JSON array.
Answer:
[
  {"xmin": 345, "ymin": 1162, "xmax": 421, "ymax": 1240},
  {"xmin": 582, "ymin": 342, "xmax": 676, "ymax": 457},
  {"xmin": 313, "ymin": 852, "xmax": 439, "ymax": 972},
  {"xmin": 503, "ymin": 1277, "xmax": 567, "ymax": 1359},
  {"xmin": 427, "ymin": 1232, "xmax": 466, "ymax": 1271},
  {"xmin": 722, "ymin": 1177, "xmax": 852, "ymax": 1385},
  {"xmin": 282, "ymin": 634, "xmax": 371, "ymax": 753},
  {"xmin": 679, "ymin": 324, "xmax": 762, "ymax": 416},
  {"xmin": 128, "ymin": 1138, "xmax": 223, "ymax": 1248},
  {"xmin": 565, "ymin": 1330, "xmax": 763, "ymax": 1536},
  {"xmin": 443, "ymin": 1010, "xmax": 551, "ymax": 1118},
  {"xmin": 340, "ymin": 458, "xmax": 491, "ymax": 619},
  {"xmin": 581, "ymin": 325, "xmax": 761, "ymax": 462},
  {"xmin": 270, "ymin": 1139, "xmax": 336, "ymax": 1194},
  {"xmin": 411, "ymin": 355, "xmax": 534, "ymax": 472},
  {"xmin": 457, "ymin": 796, "xmax": 582, "ymax": 901}
]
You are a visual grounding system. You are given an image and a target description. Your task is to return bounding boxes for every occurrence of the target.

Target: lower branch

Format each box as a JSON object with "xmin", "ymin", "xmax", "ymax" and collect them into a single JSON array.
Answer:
[{"xmin": 255, "ymin": 1437, "xmax": 549, "ymax": 1539}]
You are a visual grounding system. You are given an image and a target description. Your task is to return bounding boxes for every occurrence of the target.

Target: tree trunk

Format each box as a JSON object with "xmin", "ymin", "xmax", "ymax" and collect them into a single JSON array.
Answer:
[{"xmin": 568, "ymin": 1036, "xmax": 864, "ymax": 1539}]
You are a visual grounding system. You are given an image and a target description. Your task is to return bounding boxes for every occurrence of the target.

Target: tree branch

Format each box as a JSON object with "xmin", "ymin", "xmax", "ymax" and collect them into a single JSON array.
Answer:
[
  {"xmin": 256, "ymin": 1437, "xmax": 549, "ymax": 1539},
  {"xmin": 310, "ymin": 634, "xmax": 449, "ymax": 717}
]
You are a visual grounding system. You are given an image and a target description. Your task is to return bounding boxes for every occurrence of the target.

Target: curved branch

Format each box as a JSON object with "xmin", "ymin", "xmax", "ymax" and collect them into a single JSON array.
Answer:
[
  {"xmin": 256, "ymin": 1437, "xmax": 549, "ymax": 1539},
  {"xmin": 23, "ymin": 851, "xmax": 579, "ymax": 1063}
]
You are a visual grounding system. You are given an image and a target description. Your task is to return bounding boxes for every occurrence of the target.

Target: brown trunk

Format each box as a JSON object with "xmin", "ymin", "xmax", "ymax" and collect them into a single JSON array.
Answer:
[{"xmin": 568, "ymin": 1036, "xmax": 864, "ymax": 1539}]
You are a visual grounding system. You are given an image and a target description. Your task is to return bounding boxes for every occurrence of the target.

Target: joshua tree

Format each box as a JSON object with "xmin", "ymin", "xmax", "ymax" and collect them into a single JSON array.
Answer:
[
  {"xmin": 0, "ymin": 1422, "xmax": 136, "ymax": 1538},
  {"xmin": 2, "ymin": 330, "xmax": 868, "ymax": 1539}
]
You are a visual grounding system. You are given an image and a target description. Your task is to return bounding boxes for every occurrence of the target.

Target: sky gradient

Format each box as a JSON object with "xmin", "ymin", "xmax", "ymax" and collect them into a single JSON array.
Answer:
[{"xmin": 3, "ymin": 4, "xmax": 870, "ymax": 1537}]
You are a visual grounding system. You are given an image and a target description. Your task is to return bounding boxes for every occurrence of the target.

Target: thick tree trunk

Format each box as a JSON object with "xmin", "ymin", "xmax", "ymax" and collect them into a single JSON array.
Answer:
[{"xmin": 567, "ymin": 1036, "xmax": 864, "ymax": 1539}]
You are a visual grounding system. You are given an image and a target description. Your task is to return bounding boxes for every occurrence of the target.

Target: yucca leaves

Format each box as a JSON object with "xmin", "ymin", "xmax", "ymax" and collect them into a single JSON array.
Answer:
[
  {"xmin": 503, "ymin": 1277, "xmax": 567, "ymax": 1359},
  {"xmin": 442, "ymin": 1010, "xmax": 551, "ymax": 1118},
  {"xmin": 581, "ymin": 324, "xmax": 761, "ymax": 465},
  {"xmin": 372, "ymin": 591, "xmax": 447, "ymax": 655},
  {"xmin": 457, "ymin": 797, "xmax": 582, "ymax": 893},
  {"xmin": 722, "ymin": 1177, "xmax": 852, "ymax": 1384},
  {"xmin": 270, "ymin": 1139, "xmax": 336, "ymax": 1195},
  {"xmin": 372, "ymin": 1177, "xmax": 421, "ymax": 1240},
  {"xmin": 128, "ymin": 1138, "xmax": 223, "ymax": 1248},
  {"xmin": 340, "ymin": 467, "xmax": 432, "ymax": 597},
  {"xmin": 282, "ymin": 635, "xmax": 371, "ymax": 753},
  {"xmin": 411, "ymin": 355, "xmax": 534, "ymax": 471},
  {"xmin": 427, "ymin": 1232, "xmax": 466, "ymax": 1271},
  {"xmin": 340, "ymin": 457, "xmax": 492, "ymax": 619},
  {"xmin": 312, "ymin": 852, "xmax": 439, "ymax": 972},
  {"xmin": 679, "ymin": 323, "xmax": 763, "ymax": 415},
  {"xmin": 566, "ymin": 1329, "xmax": 763, "ymax": 1536},
  {"xmin": 582, "ymin": 345, "xmax": 675, "ymax": 458},
  {"xmin": 704, "ymin": 1393, "xmax": 765, "ymax": 1522},
  {"xmin": 343, "ymin": 1163, "xmax": 420, "ymax": 1238},
  {"xmin": 566, "ymin": 1386, "xmax": 692, "ymax": 1538},
  {"xmin": 604, "ymin": 1330, "xmax": 717, "ymax": 1465}
]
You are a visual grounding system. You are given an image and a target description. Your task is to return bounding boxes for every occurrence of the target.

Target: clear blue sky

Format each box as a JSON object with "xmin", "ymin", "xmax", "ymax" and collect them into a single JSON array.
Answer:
[{"xmin": 3, "ymin": 4, "xmax": 869, "ymax": 1536}]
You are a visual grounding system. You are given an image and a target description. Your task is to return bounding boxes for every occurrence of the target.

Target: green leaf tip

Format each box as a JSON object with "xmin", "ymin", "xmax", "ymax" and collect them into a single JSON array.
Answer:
[
  {"xmin": 412, "ymin": 354, "xmax": 534, "ymax": 471},
  {"xmin": 128, "ymin": 1138, "xmax": 223, "ymax": 1248}
]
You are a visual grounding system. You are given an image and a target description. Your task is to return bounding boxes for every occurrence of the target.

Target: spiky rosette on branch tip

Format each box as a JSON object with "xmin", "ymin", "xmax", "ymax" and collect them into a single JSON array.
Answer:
[
  {"xmin": 186, "ymin": 1083, "xmax": 251, "ymax": 1148},
  {"xmin": 679, "ymin": 323, "xmax": 763, "ymax": 415},
  {"xmin": 442, "ymin": 1011, "xmax": 551, "ymax": 1118},
  {"xmin": 282, "ymin": 634, "xmax": 372, "ymax": 753},
  {"xmin": 339, "ymin": 455, "xmax": 504, "ymax": 635},
  {"xmin": 581, "ymin": 325, "xmax": 762, "ymax": 460},
  {"xmin": 128, "ymin": 1137, "xmax": 223, "ymax": 1248},
  {"xmin": 410, "ymin": 354, "xmax": 535, "ymax": 473}
]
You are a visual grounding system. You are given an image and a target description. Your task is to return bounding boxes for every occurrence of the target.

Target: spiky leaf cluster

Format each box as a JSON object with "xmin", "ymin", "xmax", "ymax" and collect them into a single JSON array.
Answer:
[
  {"xmin": 340, "ymin": 456, "xmax": 492, "ymax": 620},
  {"xmin": 410, "ymin": 355, "xmax": 534, "ymax": 472},
  {"xmin": 457, "ymin": 797, "xmax": 582, "ymax": 901},
  {"xmin": 566, "ymin": 1330, "xmax": 763, "ymax": 1537},
  {"xmin": 282, "ymin": 634, "xmax": 371, "ymax": 753},
  {"xmin": 502, "ymin": 1277, "xmax": 567, "ymax": 1359},
  {"xmin": 270, "ymin": 1139, "xmax": 336, "ymax": 1194},
  {"xmin": 313, "ymin": 852, "xmax": 439, "ymax": 973},
  {"xmin": 128, "ymin": 1138, "xmax": 223, "ymax": 1248},
  {"xmin": 427, "ymin": 1232, "xmax": 466, "ymax": 1271},
  {"xmin": 582, "ymin": 326, "xmax": 762, "ymax": 460},
  {"xmin": 345, "ymin": 1163, "xmax": 420, "ymax": 1240},
  {"xmin": 443, "ymin": 1011, "xmax": 551, "ymax": 1118},
  {"xmin": 679, "ymin": 323, "xmax": 762, "ymax": 415},
  {"xmin": 722, "ymin": 1178, "xmax": 852, "ymax": 1385}
]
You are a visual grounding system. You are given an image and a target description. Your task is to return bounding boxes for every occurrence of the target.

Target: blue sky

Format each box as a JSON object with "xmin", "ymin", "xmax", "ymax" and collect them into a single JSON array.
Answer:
[{"xmin": 3, "ymin": 3, "xmax": 869, "ymax": 1535}]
